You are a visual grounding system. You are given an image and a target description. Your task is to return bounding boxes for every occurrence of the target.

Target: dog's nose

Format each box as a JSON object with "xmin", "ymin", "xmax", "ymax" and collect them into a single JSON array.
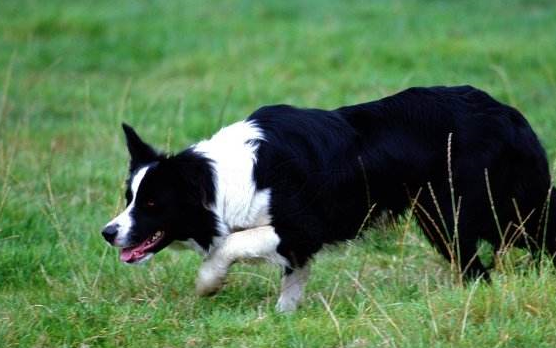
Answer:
[{"xmin": 102, "ymin": 224, "xmax": 119, "ymax": 243}]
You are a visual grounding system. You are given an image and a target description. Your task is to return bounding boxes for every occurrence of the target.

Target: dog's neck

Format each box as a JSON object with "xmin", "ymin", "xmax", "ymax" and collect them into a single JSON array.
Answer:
[{"xmin": 192, "ymin": 120, "xmax": 272, "ymax": 237}]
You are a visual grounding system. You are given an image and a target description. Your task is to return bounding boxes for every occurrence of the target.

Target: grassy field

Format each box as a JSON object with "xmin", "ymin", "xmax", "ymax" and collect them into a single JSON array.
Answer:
[{"xmin": 2, "ymin": 0, "xmax": 556, "ymax": 347}]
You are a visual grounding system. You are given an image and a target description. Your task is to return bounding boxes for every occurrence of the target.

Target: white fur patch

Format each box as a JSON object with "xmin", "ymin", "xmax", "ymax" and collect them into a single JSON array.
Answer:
[
  {"xmin": 105, "ymin": 165, "xmax": 151, "ymax": 247},
  {"xmin": 195, "ymin": 225, "xmax": 288, "ymax": 296},
  {"xmin": 194, "ymin": 121, "xmax": 272, "ymax": 237}
]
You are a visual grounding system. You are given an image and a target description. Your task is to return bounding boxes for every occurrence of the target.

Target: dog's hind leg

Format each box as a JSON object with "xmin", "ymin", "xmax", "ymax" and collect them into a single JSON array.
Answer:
[
  {"xmin": 195, "ymin": 225, "xmax": 289, "ymax": 296},
  {"xmin": 415, "ymin": 189, "xmax": 490, "ymax": 282},
  {"xmin": 458, "ymin": 236, "xmax": 490, "ymax": 281},
  {"xmin": 276, "ymin": 264, "xmax": 311, "ymax": 312}
]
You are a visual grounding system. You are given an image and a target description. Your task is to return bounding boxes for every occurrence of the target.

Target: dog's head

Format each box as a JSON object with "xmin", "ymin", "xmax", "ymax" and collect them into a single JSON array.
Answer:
[{"xmin": 101, "ymin": 124, "xmax": 215, "ymax": 264}]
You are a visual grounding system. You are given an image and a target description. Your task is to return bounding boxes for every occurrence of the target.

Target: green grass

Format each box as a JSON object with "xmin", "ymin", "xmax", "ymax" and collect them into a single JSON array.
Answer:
[{"xmin": 2, "ymin": 0, "xmax": 556, "ymax": 346}]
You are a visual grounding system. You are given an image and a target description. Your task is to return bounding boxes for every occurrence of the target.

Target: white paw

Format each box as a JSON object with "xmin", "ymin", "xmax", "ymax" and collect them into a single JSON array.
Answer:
[
  {"xmin": 195, "ymin": 263, "xmax": 225, "ymax": 296},
  {"xmin": 275, "ymin": 295, "xmax": 300, "ymax": 313}
]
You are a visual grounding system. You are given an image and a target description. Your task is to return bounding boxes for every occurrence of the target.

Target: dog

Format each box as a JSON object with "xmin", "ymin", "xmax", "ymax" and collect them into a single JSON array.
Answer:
[{"xmin": 102, "ymin": 85, "xmax": 556, "ymax": 312}]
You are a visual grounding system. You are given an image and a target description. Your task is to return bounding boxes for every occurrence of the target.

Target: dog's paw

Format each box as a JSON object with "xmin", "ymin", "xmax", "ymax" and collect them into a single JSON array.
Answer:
[
  {"xmin": 195, "ymin": 280, "xmax": 224, "ymax": 297},
  {"xmin": 275, "ymin": 295, "xmax": 300, "ymax": 313},
  {"xmin": 195, "ymin": 263, "xmax": 225, "ymax": 296}
]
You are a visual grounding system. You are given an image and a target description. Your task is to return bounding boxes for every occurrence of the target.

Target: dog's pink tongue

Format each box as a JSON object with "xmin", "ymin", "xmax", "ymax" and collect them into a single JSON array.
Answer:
[{"xmin": 120, "ymin": 246, "xmax": 145, "ymax": 263}]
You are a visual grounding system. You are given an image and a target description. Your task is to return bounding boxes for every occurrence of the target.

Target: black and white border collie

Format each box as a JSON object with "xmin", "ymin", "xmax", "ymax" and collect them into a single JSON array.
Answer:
[{"xmin": 102, "ymin": 85, "xmax": 556, "ymax": 312}]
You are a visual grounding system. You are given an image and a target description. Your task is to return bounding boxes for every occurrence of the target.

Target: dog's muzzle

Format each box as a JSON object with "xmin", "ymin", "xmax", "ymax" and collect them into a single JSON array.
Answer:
[{"xmin": 102, "ymin": 224, "xmax": 119, "ymax": 244}]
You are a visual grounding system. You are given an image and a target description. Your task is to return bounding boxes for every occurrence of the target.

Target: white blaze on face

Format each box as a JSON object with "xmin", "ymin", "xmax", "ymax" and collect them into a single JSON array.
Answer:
[{"xmin": 105, "ymin": 165, "xmax": 151, "ymax": 247}]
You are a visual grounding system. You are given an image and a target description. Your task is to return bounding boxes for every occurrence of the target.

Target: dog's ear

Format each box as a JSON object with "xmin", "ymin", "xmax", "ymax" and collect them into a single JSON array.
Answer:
[{"xmin": 122, "ymin": 123, "xmax": 160, "ymax": 170}]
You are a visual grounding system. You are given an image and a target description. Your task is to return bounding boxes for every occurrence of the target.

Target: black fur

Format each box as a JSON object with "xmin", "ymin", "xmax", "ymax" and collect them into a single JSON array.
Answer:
[{"xmin": 251, "ymin": 85, "xmax": 555, "ymax": 278}]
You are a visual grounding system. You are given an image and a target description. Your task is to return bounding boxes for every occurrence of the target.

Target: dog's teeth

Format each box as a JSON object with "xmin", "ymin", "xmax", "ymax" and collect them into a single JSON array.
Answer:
[{"xmin": 145, "ymin": 231, "xmax": 163, "ymax": 246}]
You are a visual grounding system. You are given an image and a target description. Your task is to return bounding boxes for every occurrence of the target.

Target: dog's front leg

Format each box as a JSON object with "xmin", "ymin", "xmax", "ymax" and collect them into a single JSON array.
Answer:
[{"xmin": 195, "ymin": 225, "xmax": 287, "ymax": 296}]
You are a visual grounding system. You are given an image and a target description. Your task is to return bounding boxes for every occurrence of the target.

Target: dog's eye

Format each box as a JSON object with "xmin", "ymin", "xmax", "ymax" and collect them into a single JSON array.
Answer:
[{"xmin": 146, "ymin": 200, "xmax": 155, "ymax": 207}]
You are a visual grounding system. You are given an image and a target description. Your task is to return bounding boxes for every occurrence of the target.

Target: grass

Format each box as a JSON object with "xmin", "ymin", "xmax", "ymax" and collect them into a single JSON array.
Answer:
[{"xmin": 2, "ymin": 0, "xmax": 556, "ymax": 346}]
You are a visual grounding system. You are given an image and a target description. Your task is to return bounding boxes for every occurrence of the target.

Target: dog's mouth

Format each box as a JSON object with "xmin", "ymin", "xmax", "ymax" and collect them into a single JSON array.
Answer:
[{"xmin": 120, "ymin": 231, "xmax": 165, "ymax": 264}]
